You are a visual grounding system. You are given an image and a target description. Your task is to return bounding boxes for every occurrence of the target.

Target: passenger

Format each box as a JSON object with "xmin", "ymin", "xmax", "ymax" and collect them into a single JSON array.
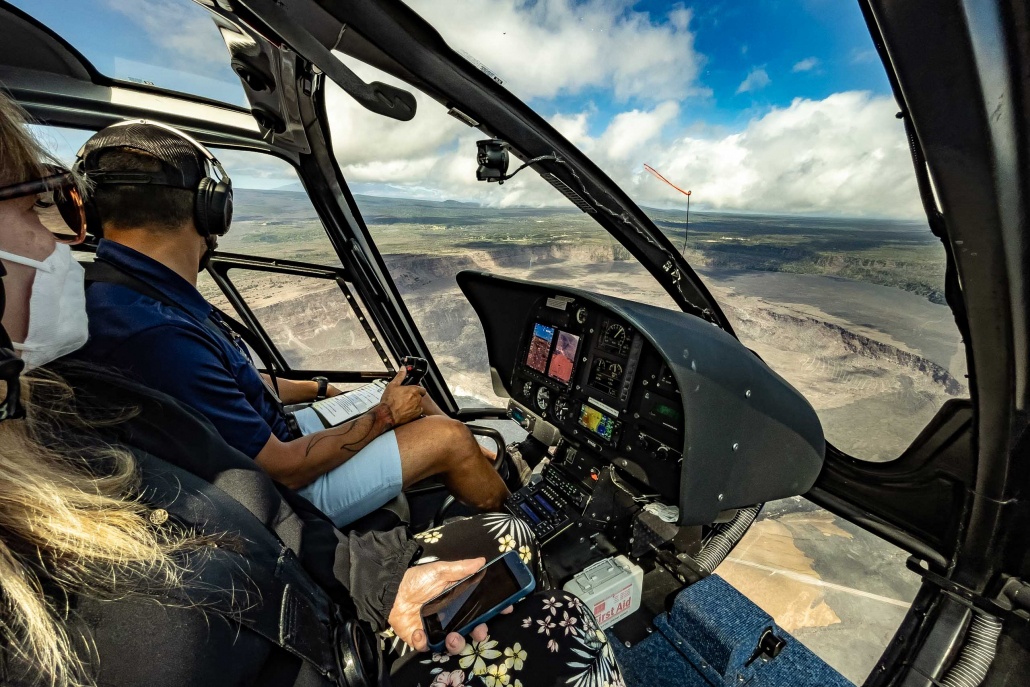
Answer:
[
  {"xmin": 0, "ymin": 92, "xmax": 623, "ymax": 687},
  {"xmin": 68, "ymin": 121, "xmax": 520, "ymax": 528}
]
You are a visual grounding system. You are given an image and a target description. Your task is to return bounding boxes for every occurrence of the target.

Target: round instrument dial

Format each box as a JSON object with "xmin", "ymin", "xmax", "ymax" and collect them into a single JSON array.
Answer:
[
  {"xmin": 535, "ymin": 386, "xmax": 551, "ymax": 411},
  {"xmin": 604, "ymin": 323, "xmax": 627, "ymax": 348},
  {"xmin": 575, "ymin": 307, "xmax": 589, "ymax": 324}
]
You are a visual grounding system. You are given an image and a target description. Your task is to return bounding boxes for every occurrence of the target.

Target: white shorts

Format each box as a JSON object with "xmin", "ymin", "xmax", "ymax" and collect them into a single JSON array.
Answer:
[{"xmin": 297, "ymin": 429, "xmax": 404, "ymax": 527}]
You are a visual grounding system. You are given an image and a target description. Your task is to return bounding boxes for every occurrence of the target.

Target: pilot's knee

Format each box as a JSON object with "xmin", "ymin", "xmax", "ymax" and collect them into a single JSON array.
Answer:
[{"xmin": 437, "ymin": 417, "xmax": 479, "ymax": 458}]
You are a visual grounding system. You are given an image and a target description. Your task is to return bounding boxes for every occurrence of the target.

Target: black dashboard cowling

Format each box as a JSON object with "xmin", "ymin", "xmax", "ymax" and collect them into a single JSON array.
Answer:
[{"xmin": 457, "ymin": 270, "xmax": 826, "ymax": 525}]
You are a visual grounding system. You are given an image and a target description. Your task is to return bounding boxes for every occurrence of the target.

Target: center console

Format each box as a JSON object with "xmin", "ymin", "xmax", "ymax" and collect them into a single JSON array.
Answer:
[
  {"xmin": 506, "ymin": 297, "xmax": 685, "ymax": 506},
  {"xmin": 458, "ymin": 270, "xmax": 826, "ymax": 633}
]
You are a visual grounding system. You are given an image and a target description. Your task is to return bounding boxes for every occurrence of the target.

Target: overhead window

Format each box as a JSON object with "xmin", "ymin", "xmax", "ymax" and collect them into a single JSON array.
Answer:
[{"xmin": 9, "ymin": 0, "xmax": 247, "ymax": 106}]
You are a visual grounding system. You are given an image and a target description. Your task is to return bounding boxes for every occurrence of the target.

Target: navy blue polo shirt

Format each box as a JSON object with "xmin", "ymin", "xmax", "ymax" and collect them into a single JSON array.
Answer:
[{"xmin": 74, "ymin": 239, "xmax": 293, "ymax": 458}]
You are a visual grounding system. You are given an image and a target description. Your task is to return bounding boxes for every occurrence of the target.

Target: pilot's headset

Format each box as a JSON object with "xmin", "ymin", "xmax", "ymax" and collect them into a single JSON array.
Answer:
[{"xmin": 73, "ymin": 120, "xmax": 233, "ymax": 239}]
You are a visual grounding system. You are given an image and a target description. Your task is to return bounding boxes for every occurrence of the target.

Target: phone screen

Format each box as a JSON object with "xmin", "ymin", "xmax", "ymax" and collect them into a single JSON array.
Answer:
[{"xmin": 421, "ymin": 557, "xmax": 524, "ymax": 645}]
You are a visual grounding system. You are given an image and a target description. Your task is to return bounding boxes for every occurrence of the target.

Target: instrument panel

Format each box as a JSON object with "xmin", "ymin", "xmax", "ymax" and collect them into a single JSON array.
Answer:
[{"xmin": 509, "ymin": 297, "xmax": 684, "ymax": 502}]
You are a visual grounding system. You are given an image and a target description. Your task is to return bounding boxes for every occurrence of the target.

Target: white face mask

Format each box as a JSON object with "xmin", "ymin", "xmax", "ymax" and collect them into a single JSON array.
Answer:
[{"xmin": 0, "ymin": 243, "xmax": 89, "ymax": 369}]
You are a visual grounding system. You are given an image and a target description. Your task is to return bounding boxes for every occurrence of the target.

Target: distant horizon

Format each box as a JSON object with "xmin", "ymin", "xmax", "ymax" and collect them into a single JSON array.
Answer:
[{"xmin": 240, "ymin": 182, "xmax": 929, "ymax": 225}]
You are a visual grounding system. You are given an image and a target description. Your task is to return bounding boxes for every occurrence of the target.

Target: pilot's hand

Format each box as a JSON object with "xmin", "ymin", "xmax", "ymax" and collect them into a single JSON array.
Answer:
[
  {"xmin": 389, "ymin": 558, "xmax": 488, "ymax": 654},
  {"xmin": 381, "ymin": 369, "xmax": 426, "ymax": 426}
]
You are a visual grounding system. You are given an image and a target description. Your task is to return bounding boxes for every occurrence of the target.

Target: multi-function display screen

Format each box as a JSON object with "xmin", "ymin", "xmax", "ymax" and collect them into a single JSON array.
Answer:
[
  {"xmin": 547, "ymin": 331, "xmax": 580, "ymax": 384},
  {"xmin": 579, "ymin": 404, "xmax": 616, "ymax": 441},
  {"xmin": 526, "ymin": 323, "xmax": 554, "ymax": 373},
  {"xmin": 652, "ymin": 400, "xmax": 683, "ymax": 425}
]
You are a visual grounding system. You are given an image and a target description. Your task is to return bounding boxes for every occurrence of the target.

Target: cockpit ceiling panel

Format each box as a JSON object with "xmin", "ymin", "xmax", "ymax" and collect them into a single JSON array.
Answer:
[{"xmin": 4, "ymin": 0, "xmax": 249, "ymax": 107}]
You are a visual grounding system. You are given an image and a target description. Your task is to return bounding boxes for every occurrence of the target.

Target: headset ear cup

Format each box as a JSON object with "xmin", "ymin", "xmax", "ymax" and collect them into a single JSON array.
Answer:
[
  {"xmin": 194, "ymin": 177, "xmax": 214, "ymax": 238},
  {"xmin": 213, "ymin": 180, "xmax": 232, "ymax": 235}
]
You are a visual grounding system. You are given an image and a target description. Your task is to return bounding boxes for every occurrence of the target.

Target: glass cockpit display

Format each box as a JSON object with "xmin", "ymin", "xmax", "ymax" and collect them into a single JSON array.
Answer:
[
  {"xmin": 507, "ymin": 295, "xmax": 685, "ymax": 501},
  {"xmin": 579, "ymin": 404, "xmax": 616, "ymax": 442},
  {"xmin": 547, "ymin": 331, "xmax": 580, "ymax": 384},
  {"xmin": 526, "ymin": 323, "xmax": 554, "ymax": 373}
]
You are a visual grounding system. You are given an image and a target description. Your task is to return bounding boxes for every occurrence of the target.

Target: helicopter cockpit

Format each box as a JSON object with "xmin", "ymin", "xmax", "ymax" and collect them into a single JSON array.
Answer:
[
  {"xmin": 2, "ymin": 0, "xmax": 1028, "ymax": 686},
  {"xmin": 0, "ymin": 0, "xmax": 829, "ymax": 677}
]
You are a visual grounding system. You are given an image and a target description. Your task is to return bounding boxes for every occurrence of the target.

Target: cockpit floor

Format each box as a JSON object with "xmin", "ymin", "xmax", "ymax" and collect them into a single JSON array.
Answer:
[{"xmin": 610, "ymin": 574, "xmax": 853, "ymax": 687}]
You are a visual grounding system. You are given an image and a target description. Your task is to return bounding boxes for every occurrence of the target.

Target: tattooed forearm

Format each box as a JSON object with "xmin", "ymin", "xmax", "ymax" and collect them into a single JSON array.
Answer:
[{"xmin": 303, "ymin": 403, "xmax": 395, "ymax": 458}]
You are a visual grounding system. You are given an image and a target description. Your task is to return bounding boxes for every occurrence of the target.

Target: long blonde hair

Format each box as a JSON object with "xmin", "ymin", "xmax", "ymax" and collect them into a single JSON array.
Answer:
[
  {"xmin": 0, "ymin": 91, "xmax": 67, "ymax": 186},
  {"xmin": 0, "ymin": 94, "xmax": 197, "ymax": 687}
]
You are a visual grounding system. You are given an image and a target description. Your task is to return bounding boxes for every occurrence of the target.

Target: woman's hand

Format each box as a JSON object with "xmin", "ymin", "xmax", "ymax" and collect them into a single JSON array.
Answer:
[{"xmin": 389, "ymin": 558, "xmax": 489, "ymax": 654}]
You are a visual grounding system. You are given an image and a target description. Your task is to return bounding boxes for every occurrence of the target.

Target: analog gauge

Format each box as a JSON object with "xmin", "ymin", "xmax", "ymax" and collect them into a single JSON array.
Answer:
[
  {"xmin": 604, "ymin": 323, "xmax": 627, "ymax": 348},
  {"xmin": 535, "ymin": 386, "xmax": 551, "ymax": 411},
  {"xmin": 522, "ymin": 381, "xmax": 533, "ymax": 398},
  {"xmin": 553, "ymin": 396, "xmax": 569, "ymax": 421},
  {"xmin": 575, "ymin": 307, "xmax": 589, "ymax": 325},
  {"xmin": 590, "ymin": 358, "xmax": 625, "ymax": 396}
]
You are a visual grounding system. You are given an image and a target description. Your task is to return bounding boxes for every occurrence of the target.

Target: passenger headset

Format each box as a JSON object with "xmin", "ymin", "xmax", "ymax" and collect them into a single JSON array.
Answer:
[{"xmin": 73, "ymin": 119, "xmax": 233, "ymax": 239}]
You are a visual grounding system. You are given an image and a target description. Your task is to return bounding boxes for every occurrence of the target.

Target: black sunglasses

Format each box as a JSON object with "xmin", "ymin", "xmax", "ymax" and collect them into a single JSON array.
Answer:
[{"xmin": 0, "ymin": 169, "xmax": 88, "ymax": 245}]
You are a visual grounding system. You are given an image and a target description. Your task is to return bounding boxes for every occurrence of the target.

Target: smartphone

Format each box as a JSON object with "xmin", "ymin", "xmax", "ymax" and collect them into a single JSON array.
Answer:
[{"xmin": 420, "ymin": 550, "xmax": 536, "ymax": 652}]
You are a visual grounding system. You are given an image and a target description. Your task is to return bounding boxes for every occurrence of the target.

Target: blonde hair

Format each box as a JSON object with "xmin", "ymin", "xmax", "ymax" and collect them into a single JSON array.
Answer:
[
  {"xmin": 0, "ymin": 91, "xmax": 65, "ymax": 186},
  {"xmin": 0, "ymin": 374, "xmax": 202, "ymax": 686},
  {"xmin": 0, "ymin": 93, "xmax": 199, "ymax": 687}
]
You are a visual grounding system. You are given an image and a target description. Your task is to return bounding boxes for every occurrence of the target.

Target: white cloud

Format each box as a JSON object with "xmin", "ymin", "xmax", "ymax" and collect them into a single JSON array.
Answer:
[
  {"xmin": 405, "ymin": 0, "xmax": 703, "ymax": 102},
  {"xmin": 625, "ymin": 92, "xmax": 921, "ymax": 218},
  {"xmin": 103, "ymin": 0, "xmax": 230, "ymax": 71},
  {"xmin": 326, "ymin": 60, "xmax": 921, "ymax": 219},
  {"xmin": 312, "ymin": 3, "xmax": 921, "ymax": 220},
  {"xmin": 850, "ymin": 48, "xmax": 879, "ymax": 65},
  {"xmin": 736, "ymin": 67, "xmax": 771, "ymax": 94},
  {"xmin": 792, "ymin": 57, "xmax": 820, "ymax": 73}
]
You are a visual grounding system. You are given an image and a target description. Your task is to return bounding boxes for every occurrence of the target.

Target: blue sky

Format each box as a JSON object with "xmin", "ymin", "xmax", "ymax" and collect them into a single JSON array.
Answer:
[
  {"xmin": 535, "ymin": 0, "xmax": 890, "ymax": 136},
  {"xmin": 9, "ymin": 0, "xmax": 921, "ymax": 217}
]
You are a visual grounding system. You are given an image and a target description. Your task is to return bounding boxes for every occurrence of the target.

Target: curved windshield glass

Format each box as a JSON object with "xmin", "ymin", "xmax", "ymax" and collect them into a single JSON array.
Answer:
[
  {"xmin": 9, "ymin": 0, "xmax": 246, "ymax": 106},
  {"xmin": 398, "ymin": 0, "xmax": 968, "ymax": 461},
  {"xmin": 326, "ymin": 57, "xmax": 677, "ymax": 407}
]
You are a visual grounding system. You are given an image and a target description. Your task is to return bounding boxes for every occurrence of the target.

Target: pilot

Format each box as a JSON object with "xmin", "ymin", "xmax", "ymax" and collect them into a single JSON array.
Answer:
[
  {"xmin": 0, "ymin": 91, "xmax": 622, "ymax": 687},
  {"xmin": 68, "ymin": 120, "xmax": 524, "ymax": 528}
]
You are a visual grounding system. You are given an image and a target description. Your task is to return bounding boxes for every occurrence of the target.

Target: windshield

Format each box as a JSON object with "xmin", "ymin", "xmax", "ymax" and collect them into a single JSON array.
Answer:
[
  {"xmin": 8, "ymin": 0, "xmax": 246, "ymax": 106},
  {"xmin": 344, "ymin": 0, "xmax": 967, "ymax": 462}
]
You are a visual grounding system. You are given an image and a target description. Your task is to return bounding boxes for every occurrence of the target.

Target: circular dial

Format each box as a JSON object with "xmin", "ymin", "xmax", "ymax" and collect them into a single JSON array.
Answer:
[
  {"xmin": 553, "ymin": 396, "xmax": 569, "ymax": 421},
  {"xmin": 599, "ymin": 360, "xmax": 624, "ymax": 378},
  {"xmin": 522, "ymin": 381, "xmax": 533, "ymax": 398},
  {"xmin": 604, "ymin": 323, "xmax": 627, "ymax": 348},
  {"xmin": 575, "ymin": 307, "xmax": 589, "ymax": 324},
  {"xmin": 535, "ymin": 386, "xmax": 551, "ymax": 411}
]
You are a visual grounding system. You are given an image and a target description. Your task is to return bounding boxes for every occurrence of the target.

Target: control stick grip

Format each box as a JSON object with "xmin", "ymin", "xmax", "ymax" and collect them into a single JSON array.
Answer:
[{"xmin": 400, "ymin": 356, "xmax": 429, "ymax": 386}]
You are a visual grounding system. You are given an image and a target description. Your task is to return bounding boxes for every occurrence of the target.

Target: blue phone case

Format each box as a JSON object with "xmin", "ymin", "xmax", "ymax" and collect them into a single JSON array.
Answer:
[{"xmin": 424, "ymin": 550, "xmax": 536, "ymax": 652}]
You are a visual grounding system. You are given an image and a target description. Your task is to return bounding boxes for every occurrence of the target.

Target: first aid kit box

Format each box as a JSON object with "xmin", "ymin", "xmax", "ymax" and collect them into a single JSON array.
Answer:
[{"xmin": 562, "ymin": 555, "xmax": 644, "ymax": 630}]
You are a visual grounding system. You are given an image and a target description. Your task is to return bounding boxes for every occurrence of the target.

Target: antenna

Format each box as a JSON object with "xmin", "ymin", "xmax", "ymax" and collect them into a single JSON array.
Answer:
[{"xmin": 643, "ymin": 164, "xmax": 692, "ymax": 255}]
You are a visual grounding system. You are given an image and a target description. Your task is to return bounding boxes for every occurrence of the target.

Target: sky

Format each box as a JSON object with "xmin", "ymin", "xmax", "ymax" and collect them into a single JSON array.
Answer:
[{"xmin": 9, "ymin": 0, "xmax": 924, "ymax": 219}]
